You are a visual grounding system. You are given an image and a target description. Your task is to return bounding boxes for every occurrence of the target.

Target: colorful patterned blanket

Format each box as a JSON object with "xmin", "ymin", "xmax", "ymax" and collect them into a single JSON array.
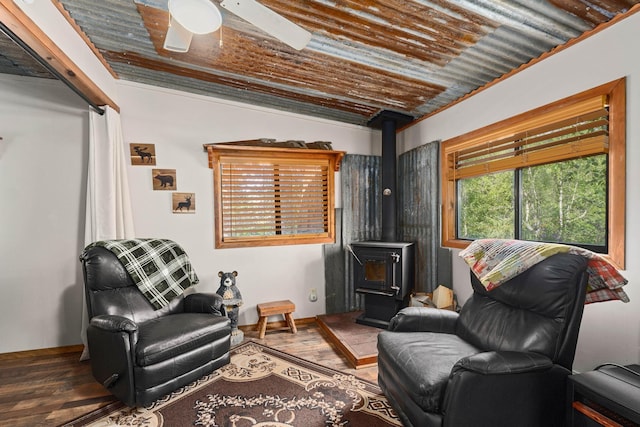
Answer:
[
  {"xmin": 459, "ymin": 239, "xmax": 629, "ymax": 304},
  {"xmin": 88, "ymin": 238, "xmax": 198, "ymax": 310}
]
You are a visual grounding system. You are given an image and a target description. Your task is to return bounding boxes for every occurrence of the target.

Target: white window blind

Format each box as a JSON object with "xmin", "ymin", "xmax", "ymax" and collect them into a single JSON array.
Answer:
[{"xmin": 220, "ymin": 160, "xmax": 329, "ymax": 237}]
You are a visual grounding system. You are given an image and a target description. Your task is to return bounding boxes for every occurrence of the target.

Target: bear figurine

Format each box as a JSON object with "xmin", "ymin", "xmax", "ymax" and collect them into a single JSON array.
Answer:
[{"xmin": 216, "ymin": 271, "xmax": 243, "ymax": 337}]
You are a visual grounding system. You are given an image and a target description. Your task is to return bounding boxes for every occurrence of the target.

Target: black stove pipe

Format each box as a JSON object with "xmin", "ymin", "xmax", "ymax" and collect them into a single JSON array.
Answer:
[
  {"xmin": 367, "ymin": 111, "xmax": 414, "ymax": 242},
  {"xmin": 381, "ymin": 118, "xmax": 397, "ymax": 242}
]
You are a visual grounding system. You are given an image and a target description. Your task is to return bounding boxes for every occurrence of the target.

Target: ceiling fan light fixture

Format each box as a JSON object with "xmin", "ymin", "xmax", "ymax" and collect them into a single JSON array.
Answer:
[
  {"xmin": 168, "ymin": 0, "xmax": 222, "ymax": 35},
  {"xmin": 163, "ymin": 16, "xmax": 193, "ymax": 52}
]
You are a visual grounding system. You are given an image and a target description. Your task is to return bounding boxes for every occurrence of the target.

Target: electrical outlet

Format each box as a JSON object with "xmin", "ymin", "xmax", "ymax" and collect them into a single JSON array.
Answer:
[{"xmin": 309, "ymin": 288, "xmax": 318, "ymax": 302}]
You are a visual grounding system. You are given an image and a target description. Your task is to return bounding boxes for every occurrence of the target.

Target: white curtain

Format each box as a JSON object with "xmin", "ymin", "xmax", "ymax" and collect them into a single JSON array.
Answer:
[{"xmin": 80, "ymin": 105, "xmax": 136, "ymax": 360}]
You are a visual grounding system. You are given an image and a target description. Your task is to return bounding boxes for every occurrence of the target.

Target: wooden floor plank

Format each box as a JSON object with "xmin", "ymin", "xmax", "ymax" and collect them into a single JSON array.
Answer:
[{"xmin": 0, "ymin": 320, "xmax": 379, "ymax": 426}]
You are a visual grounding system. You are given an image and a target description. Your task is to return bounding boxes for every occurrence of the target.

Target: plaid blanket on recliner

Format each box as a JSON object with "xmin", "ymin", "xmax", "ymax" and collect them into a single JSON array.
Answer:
[
  {"xmin": 459, "ymin": 239, "xmax": 629, "ymax": 304},
  {"xmin": 88, "ymin": 238, "xmax": 198, "ymax": 310}
]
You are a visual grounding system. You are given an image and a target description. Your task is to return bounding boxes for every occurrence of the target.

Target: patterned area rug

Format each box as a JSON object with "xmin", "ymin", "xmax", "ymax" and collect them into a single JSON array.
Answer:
[{"xmin": 62, "ymin": 341, "xmax": 401, "ymax": 426}]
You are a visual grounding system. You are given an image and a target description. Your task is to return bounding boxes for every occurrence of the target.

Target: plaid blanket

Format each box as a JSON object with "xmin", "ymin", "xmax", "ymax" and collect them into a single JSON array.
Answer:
[
  {"xmin": 88, "ymin": 239, "xmax": 198, "ymax": 310},
  {"xmin": 459, "ymin": 239, "xmax": 629, "ymax": 304}
]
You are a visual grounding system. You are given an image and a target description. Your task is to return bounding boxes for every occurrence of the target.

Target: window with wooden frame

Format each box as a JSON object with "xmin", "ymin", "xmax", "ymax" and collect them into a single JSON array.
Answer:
[
  {"xmin": 441, "ymin": 78, "xmax": 626, "ymax": 268},
  {"xmin": 206, "ymin": 144, "xmax": 345, "ymax": 248}
]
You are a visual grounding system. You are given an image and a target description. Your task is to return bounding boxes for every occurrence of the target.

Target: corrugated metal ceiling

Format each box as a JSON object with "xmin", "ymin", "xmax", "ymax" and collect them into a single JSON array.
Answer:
[
  {"xmin": 0, "ymin": 24, "xmax": 54, "ymax": 78},
  {"xmin": 6, "ymin": 0, "xmax": 640, "ymax": 125}
]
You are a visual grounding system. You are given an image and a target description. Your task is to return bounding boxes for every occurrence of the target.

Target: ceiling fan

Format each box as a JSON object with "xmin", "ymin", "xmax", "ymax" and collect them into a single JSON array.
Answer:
[{"xmin": 163, "ymin": 0, "xmax": 312, "ymax": 53}]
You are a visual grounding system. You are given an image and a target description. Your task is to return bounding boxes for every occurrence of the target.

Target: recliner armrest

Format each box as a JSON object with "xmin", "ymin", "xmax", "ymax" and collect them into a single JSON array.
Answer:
[
  {"xmin": 452, "ymin": 351, "xmax": 553, "ymax": 376},
  {"xmin": 184, "ymin": 292, "xmax": 225, "ymax": 316},
  {"xmin": 388, "ymin": 306, "xmax": 459, "ymax": 333},
  {"xmin": 86, "ymin": 315, "xmax": 138, "ymax": 407},
  {"xmin": 90, "ymin": 314, "xmax": 138, "ymax": 333}
]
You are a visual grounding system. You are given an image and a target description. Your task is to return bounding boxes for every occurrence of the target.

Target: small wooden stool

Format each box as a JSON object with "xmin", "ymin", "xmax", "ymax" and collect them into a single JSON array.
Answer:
[{"xmin": 256, "ymin": 300, "xmax": 297, "ymax": 339}]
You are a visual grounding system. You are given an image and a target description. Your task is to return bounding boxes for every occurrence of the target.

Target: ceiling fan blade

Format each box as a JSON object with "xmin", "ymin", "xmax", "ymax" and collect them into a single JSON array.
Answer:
[{"xmin": 219, "ymin": 0, "xmax": 311, "ymax": 50}]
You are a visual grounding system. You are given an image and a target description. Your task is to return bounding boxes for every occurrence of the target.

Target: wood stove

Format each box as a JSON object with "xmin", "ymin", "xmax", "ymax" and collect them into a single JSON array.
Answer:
[
  {"xmin": 350, "ymin": 241, "xmax": 414, "ymax": 328},
  {"xmin": 349, "ymin": 110, "xmax": 415, "ymax": 328}
]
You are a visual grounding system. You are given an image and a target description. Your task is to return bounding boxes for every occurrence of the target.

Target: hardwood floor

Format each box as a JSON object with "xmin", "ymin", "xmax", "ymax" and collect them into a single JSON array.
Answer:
[{"xmin": 0, "ymin": 319, "xmax": 379, "ymax": 427}]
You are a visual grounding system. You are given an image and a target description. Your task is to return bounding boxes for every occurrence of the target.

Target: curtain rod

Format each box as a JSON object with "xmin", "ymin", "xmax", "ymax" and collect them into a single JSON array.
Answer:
[{"xmin": 0, "ymin": 21, "xmax": 105, "ymax": 115}]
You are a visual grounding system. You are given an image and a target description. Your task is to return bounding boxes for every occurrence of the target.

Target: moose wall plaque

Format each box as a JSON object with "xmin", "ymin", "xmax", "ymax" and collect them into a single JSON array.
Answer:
[{"xmin": 129, "ymin": 143, "xmax": 156, "ymax": 165}]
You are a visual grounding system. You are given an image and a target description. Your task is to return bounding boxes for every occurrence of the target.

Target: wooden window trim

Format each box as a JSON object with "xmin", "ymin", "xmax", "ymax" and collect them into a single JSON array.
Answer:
[
  {"xmin": 441, "ymin": 78, "xmax": 626, "ymax": 269},
  {"xmin": 206, "ymin": 144, "xmax": 344, "ymax": 249}
]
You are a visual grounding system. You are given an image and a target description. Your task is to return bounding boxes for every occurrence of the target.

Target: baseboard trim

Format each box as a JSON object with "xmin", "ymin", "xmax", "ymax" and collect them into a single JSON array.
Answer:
[
  {"xmin": 0, "ymin": 344, "xmax": 84, "ymax": 360},
  {"xmin": 1, "ymin": 317, "xmax": 319, "ymax": 359}
]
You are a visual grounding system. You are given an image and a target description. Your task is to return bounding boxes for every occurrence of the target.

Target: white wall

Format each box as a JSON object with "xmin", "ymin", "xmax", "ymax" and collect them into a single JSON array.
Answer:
[
  {"xmin": 118, "ymin": 81, "xmax": 377, "ymax": 328},
  {"xmin": 400, "ymin": 13, "xmax": 640, "ymax": 372},
  {"xmin": 0, "ymin": 74, "xmax": 88, "ymax": 353}
]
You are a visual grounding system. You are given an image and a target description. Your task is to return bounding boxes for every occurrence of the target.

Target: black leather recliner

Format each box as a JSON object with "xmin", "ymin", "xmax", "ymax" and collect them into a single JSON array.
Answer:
[
  {"xmin": 80, "ymin": 245, "xmax": 231, "ymax": 407},
  {"xmin": 377, "ymin": 253, "xmax": 588, "ymax": 427}
]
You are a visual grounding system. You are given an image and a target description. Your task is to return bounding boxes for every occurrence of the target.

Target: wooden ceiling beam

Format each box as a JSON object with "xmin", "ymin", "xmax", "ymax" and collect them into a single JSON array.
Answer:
[{"xmin": 0, "ymin": 0, "xmax": 119, "ymax": 112}]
